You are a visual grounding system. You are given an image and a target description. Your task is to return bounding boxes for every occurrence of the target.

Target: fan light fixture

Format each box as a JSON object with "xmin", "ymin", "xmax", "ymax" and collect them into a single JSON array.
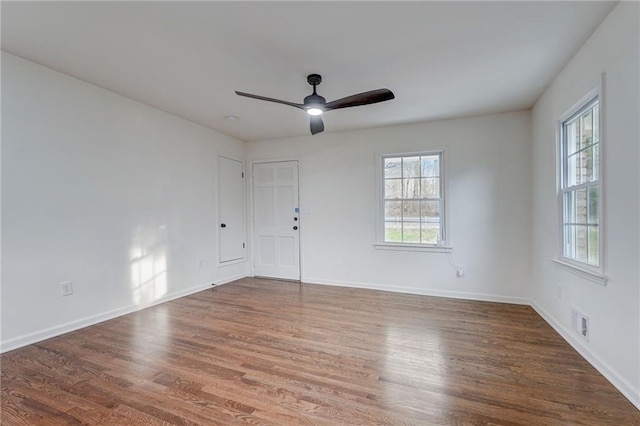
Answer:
[{"xmin": 306, "ymin": 108, "xmax": 323, "ymax": 116}]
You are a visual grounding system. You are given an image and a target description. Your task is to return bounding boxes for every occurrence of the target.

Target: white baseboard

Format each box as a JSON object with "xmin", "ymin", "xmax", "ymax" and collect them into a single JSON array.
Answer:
[
  {"xmin": 302, "ymin": 277, "xmax": 530, "ymax": 305},
  {"xmin": 531, "ymin": 300, "xmax": 640, "ymax": 410},
  {"xmin": 214, "ymin": 273, "xmax": 250, "ymax": 287},
  {"xmin": 0, "ymin": 273, "xmax": 247, "ymax": 354}
]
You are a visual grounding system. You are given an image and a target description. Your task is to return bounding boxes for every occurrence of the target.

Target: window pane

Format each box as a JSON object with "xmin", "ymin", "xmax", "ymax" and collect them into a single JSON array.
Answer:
[
  {"xmin": 420, "ymin": 178, "xmax": 440, "ymax": 198},
  {"xmin": 582, "ymin": 146, "xmax": 595, "ymax": 183},
  {"xmin": 384, "ymin": 201, "xmax": 402, "ymax": 221},
  {"xmin": 574, "ymin": 149, "xmax": 588, "ymax": 185},
  {"xmin": 593, "ymin": 104, "xmax": 599, "ymax": 144},
  {"xmin": 402, "ymin": 178, "xmax": 420, "ymax": 198},
  {"xmin": 575, "ymin": 225, "xmax": 588, "ymax": 262},
  {"xmin": 581, "ymin": 109, "xmax": 593, "ymax": 148},
  {"xmin": 384, "ymin": 158, "xmax": 402, "ymax": 179},
  {"xmin": 588, "ymin": 226, "xmax": 599, "ymax": 264},
  {"xmin": 593, "ymin": 142, "xmax": 600, "ymax": 181},
  {"xmin": 561, "ymin": 100, "xmax": 600, "ymax": 266},
  {"xmin": 564, "ymin": 191, "xmax": 576, "ymax": 223},
  {"xmin": 384, "ymin": 179, "xmax": 402, "ymax": 199},
  {"xmin": 563, "ymin": 225, "xmax": 575, "ymax": 258},
  {"xmin": 420, "ymin": 155, "xmax": 440, "ymax": 177},
  {"xmin": 403, "ymin": 201, "xmax": 420, "ymax": 221},
  {"xmin": 568, "ymin": 148, "xmax": 596, "ymax": 186},
  {"xmin": 588, "ymin": 187, "xmax": 599, "ymax": 224},
  {"xmin": 567, "ymin": 152, "xmax": 578, "ymax": 186},
  {"xmin": 402, "ymin": 156, "xmax": 420, "ymax": 178},
  {"xmin": 384, "ymin": 221, "xmax": 402, "ymax": 242},
  {"xmin": 402, "ymin": 222, "xmax": 420, "ymax": 243},
  {"xmin": 564, "ymin": 189, "xmax": 588, "ymax": 225},
  {"xmin": 575, "ymin": 188, "xmax": 587, "ymax": 224},
  {"xmin": 420, "ymin": 201, "xmax": 440, "ymax": 221},
  {"xmin": 566, "ymin": 120, "xmax": 579, "ymax": 156},
  {"xmin": 564, "ymin": 101, "xmax": 599, "ymax": 188},
  {"xmin": 421, "ymin": 222, "xmax": 440, "ymax": 245},
  {"xmin": 381, "ymin": 152, "xmax": 445, "ymax": 246}
]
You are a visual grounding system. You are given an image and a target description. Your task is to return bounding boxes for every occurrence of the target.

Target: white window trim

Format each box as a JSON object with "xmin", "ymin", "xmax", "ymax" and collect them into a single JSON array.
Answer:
[
  {"xmin": 373, "ymin": 243, "xmax": 453, "ymax": 253},
  {"xmin": 554, "ymin": 75, "xmax": 607, "ymax": 284},
  {"xmin": 374, "ymin": 149, "xmax": 450, "ymax": 252},
  {"xmin": 551, "ymin": 258, "xmax": 607, "ymax": 285}
]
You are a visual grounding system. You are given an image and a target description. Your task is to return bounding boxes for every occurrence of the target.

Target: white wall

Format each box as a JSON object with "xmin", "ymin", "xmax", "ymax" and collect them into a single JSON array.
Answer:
[
  {"xmin": 3, "ymin": 2, "xmax": 638, "ymax": 408},
  {"xmin": 1, "ymin": 53, "xmax": 249, "ymax": 351},
  {"xmin": 531, "ymin": 2, "xmax": 639, "ymax": 407},
  {"xmin": 248, "ymin": 111, "xmax": 532, "ymax": 303}
]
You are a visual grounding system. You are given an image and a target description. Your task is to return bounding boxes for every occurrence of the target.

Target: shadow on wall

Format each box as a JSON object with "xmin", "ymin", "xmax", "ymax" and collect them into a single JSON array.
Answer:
[{"xmin": 130, "ymin": 225, "xmax": 168, "ymax": 305}]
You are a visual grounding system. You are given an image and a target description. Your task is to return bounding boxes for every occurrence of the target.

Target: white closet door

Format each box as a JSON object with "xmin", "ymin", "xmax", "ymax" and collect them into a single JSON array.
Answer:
[{"xmin": 219, "ymin": 156, "xmax": 245, "ymax": 263}]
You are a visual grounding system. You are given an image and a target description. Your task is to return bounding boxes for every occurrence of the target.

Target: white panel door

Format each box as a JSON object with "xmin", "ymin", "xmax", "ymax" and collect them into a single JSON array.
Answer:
[
  {"xmin": 253, "ymin": 161, "xmax": 300, "ymax": 280},
  {"xmin": 219, "ymin": 156, "xmax": 246, "ymax": 263}
]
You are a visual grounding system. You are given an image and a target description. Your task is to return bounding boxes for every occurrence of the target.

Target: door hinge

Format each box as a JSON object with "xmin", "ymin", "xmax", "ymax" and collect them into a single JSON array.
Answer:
[
  {"xmin": 243, "ymin": 242, "xmax": 245, "ymax": 248},
  {"xmin": 242, "ymin": 172, "xmax": 244, "ymax": 178}
]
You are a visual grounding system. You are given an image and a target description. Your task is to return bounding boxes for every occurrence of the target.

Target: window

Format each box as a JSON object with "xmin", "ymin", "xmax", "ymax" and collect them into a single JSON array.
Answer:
[
  {"xmin": 381, "ymin": 152, "xmax": 445, "ymax": 246},
  {"xmin": 559, "ymin": 95, "xmax": 601, "ymax": 269}
]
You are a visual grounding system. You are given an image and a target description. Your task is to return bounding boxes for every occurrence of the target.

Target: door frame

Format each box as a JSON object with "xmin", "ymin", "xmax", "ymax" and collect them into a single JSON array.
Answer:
[
  {"xmin": 217, "ymin": 154, "xmax": 247, "ymax": 267},
  {"xmin": 248, "ymin": 157, "xmax": 303, "ymax": 280}
]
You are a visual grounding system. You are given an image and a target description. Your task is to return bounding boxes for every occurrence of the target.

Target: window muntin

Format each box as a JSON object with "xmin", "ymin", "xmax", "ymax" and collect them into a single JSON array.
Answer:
[
  {"xmin": 382, "ymin": 152, "xmax": 444, "ymax": 245},
  {"xmin": 561, "ymin": 98, "xmax": 600, "ymax": 267}
]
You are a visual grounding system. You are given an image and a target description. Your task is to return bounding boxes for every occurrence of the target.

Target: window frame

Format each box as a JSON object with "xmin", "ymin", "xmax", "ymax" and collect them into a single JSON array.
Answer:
[
  {"xmin": 375, "ymin": 150, "xmax": 451, "ymax": 252},
  {"xmin": 555, "ymin": 84, "xmax": 606, "ymax": 282}
]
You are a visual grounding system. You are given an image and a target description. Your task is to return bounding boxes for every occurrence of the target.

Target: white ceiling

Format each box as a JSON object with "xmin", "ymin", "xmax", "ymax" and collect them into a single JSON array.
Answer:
[{"xmin": 2, "ymin": 1, "xmax": 616, "ymax": 142}]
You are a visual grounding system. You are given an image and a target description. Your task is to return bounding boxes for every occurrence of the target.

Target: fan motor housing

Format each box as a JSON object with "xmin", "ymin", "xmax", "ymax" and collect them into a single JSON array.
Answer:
[{"xmin": 304, "ymin": 93, "xmax": 326, "ymax": 106}]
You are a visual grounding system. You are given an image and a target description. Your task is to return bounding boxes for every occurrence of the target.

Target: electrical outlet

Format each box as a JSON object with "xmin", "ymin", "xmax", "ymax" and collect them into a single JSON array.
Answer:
[
  {"xmin": 557, "ymin": 284, "xmax": 563, "ymax": 299},
  {"xmin": 456, "ymin": 267, "xmax": 465, "ymax": 278},
  {"xmin": 61, "ymin": 281, "xmax": 73, "ymax": 297},
  {"xmin": 197, "ymin": 258, "xmax": 204, "ymax": 269}
]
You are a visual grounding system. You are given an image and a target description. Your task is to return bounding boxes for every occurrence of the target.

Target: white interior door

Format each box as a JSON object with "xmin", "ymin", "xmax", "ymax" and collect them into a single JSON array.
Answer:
[
  {"xmin": 219, "ymin": 156, "xmax": 245, "ymax": 263},
  {"xmin": 252, "ymin": 161, "xmax": 300, "ymax": 280}
]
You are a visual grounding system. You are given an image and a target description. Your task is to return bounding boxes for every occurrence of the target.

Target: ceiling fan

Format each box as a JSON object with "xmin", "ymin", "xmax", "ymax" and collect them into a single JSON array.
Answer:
[{"xmin": 235, "ymin": 74, "xmax": 395, "ymax": 135}]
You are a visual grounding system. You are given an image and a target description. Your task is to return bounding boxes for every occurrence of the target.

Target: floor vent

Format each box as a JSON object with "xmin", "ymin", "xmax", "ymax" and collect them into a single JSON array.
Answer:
[{"xmin": 573, "ymin": 309, "xmax": 589, "ymax": 341}]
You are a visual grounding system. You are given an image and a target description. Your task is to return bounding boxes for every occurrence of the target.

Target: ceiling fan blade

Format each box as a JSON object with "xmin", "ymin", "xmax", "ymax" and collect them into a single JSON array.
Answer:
[
  {"xmin": 235, "ymin": 91, "xmax": 305, "ymax": 110},
  {"xmin": 310, "ymin": 115, "xmax": 324, "ymax": 135},
  {"xmin": 324, "ymin": 89, "xmax": 395, "ymax": 111}
]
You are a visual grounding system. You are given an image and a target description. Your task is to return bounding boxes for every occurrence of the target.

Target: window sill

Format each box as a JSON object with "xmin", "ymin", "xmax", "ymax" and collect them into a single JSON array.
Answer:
[
  {"xmin": 374, "ymin": 243, "xmax": 453, "ymax": 253},
  {"xmin": 552, "ymin": 258, "xmax": 607, "ymax": 286}
]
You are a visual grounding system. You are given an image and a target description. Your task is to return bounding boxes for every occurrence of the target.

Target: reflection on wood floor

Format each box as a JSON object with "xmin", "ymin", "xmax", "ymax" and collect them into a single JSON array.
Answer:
[{"xmin": 2, "ymin": 278, "xmax": 639, "ymax": 425}]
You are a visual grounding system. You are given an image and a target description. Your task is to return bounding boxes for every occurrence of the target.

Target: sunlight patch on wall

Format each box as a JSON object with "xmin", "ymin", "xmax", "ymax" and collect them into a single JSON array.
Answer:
[{"xmin": 130, "ymin": 225, "xmax": 168, "ymax": 305}]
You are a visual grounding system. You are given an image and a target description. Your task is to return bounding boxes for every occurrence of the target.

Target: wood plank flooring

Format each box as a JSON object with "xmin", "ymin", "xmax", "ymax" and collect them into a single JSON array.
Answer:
[{"xmin": 2, "ymin": 278, "xmax": 639, "ymax": 425}]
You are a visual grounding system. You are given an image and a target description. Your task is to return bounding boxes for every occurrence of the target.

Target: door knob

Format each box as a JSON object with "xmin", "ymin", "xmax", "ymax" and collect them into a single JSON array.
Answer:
[
  {"xmin": 220, "ymin": 223, "xmax": 227, "ymax": 228},
  {"xmin": 293, "ymin": 226, "xmax": 298, "ymax": 230}
]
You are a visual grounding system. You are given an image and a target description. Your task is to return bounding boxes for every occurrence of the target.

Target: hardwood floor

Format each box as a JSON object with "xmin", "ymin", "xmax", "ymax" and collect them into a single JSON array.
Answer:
[{"xmin": 1, "ymin": 278, "xmax": 638, "ymax": 425}]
